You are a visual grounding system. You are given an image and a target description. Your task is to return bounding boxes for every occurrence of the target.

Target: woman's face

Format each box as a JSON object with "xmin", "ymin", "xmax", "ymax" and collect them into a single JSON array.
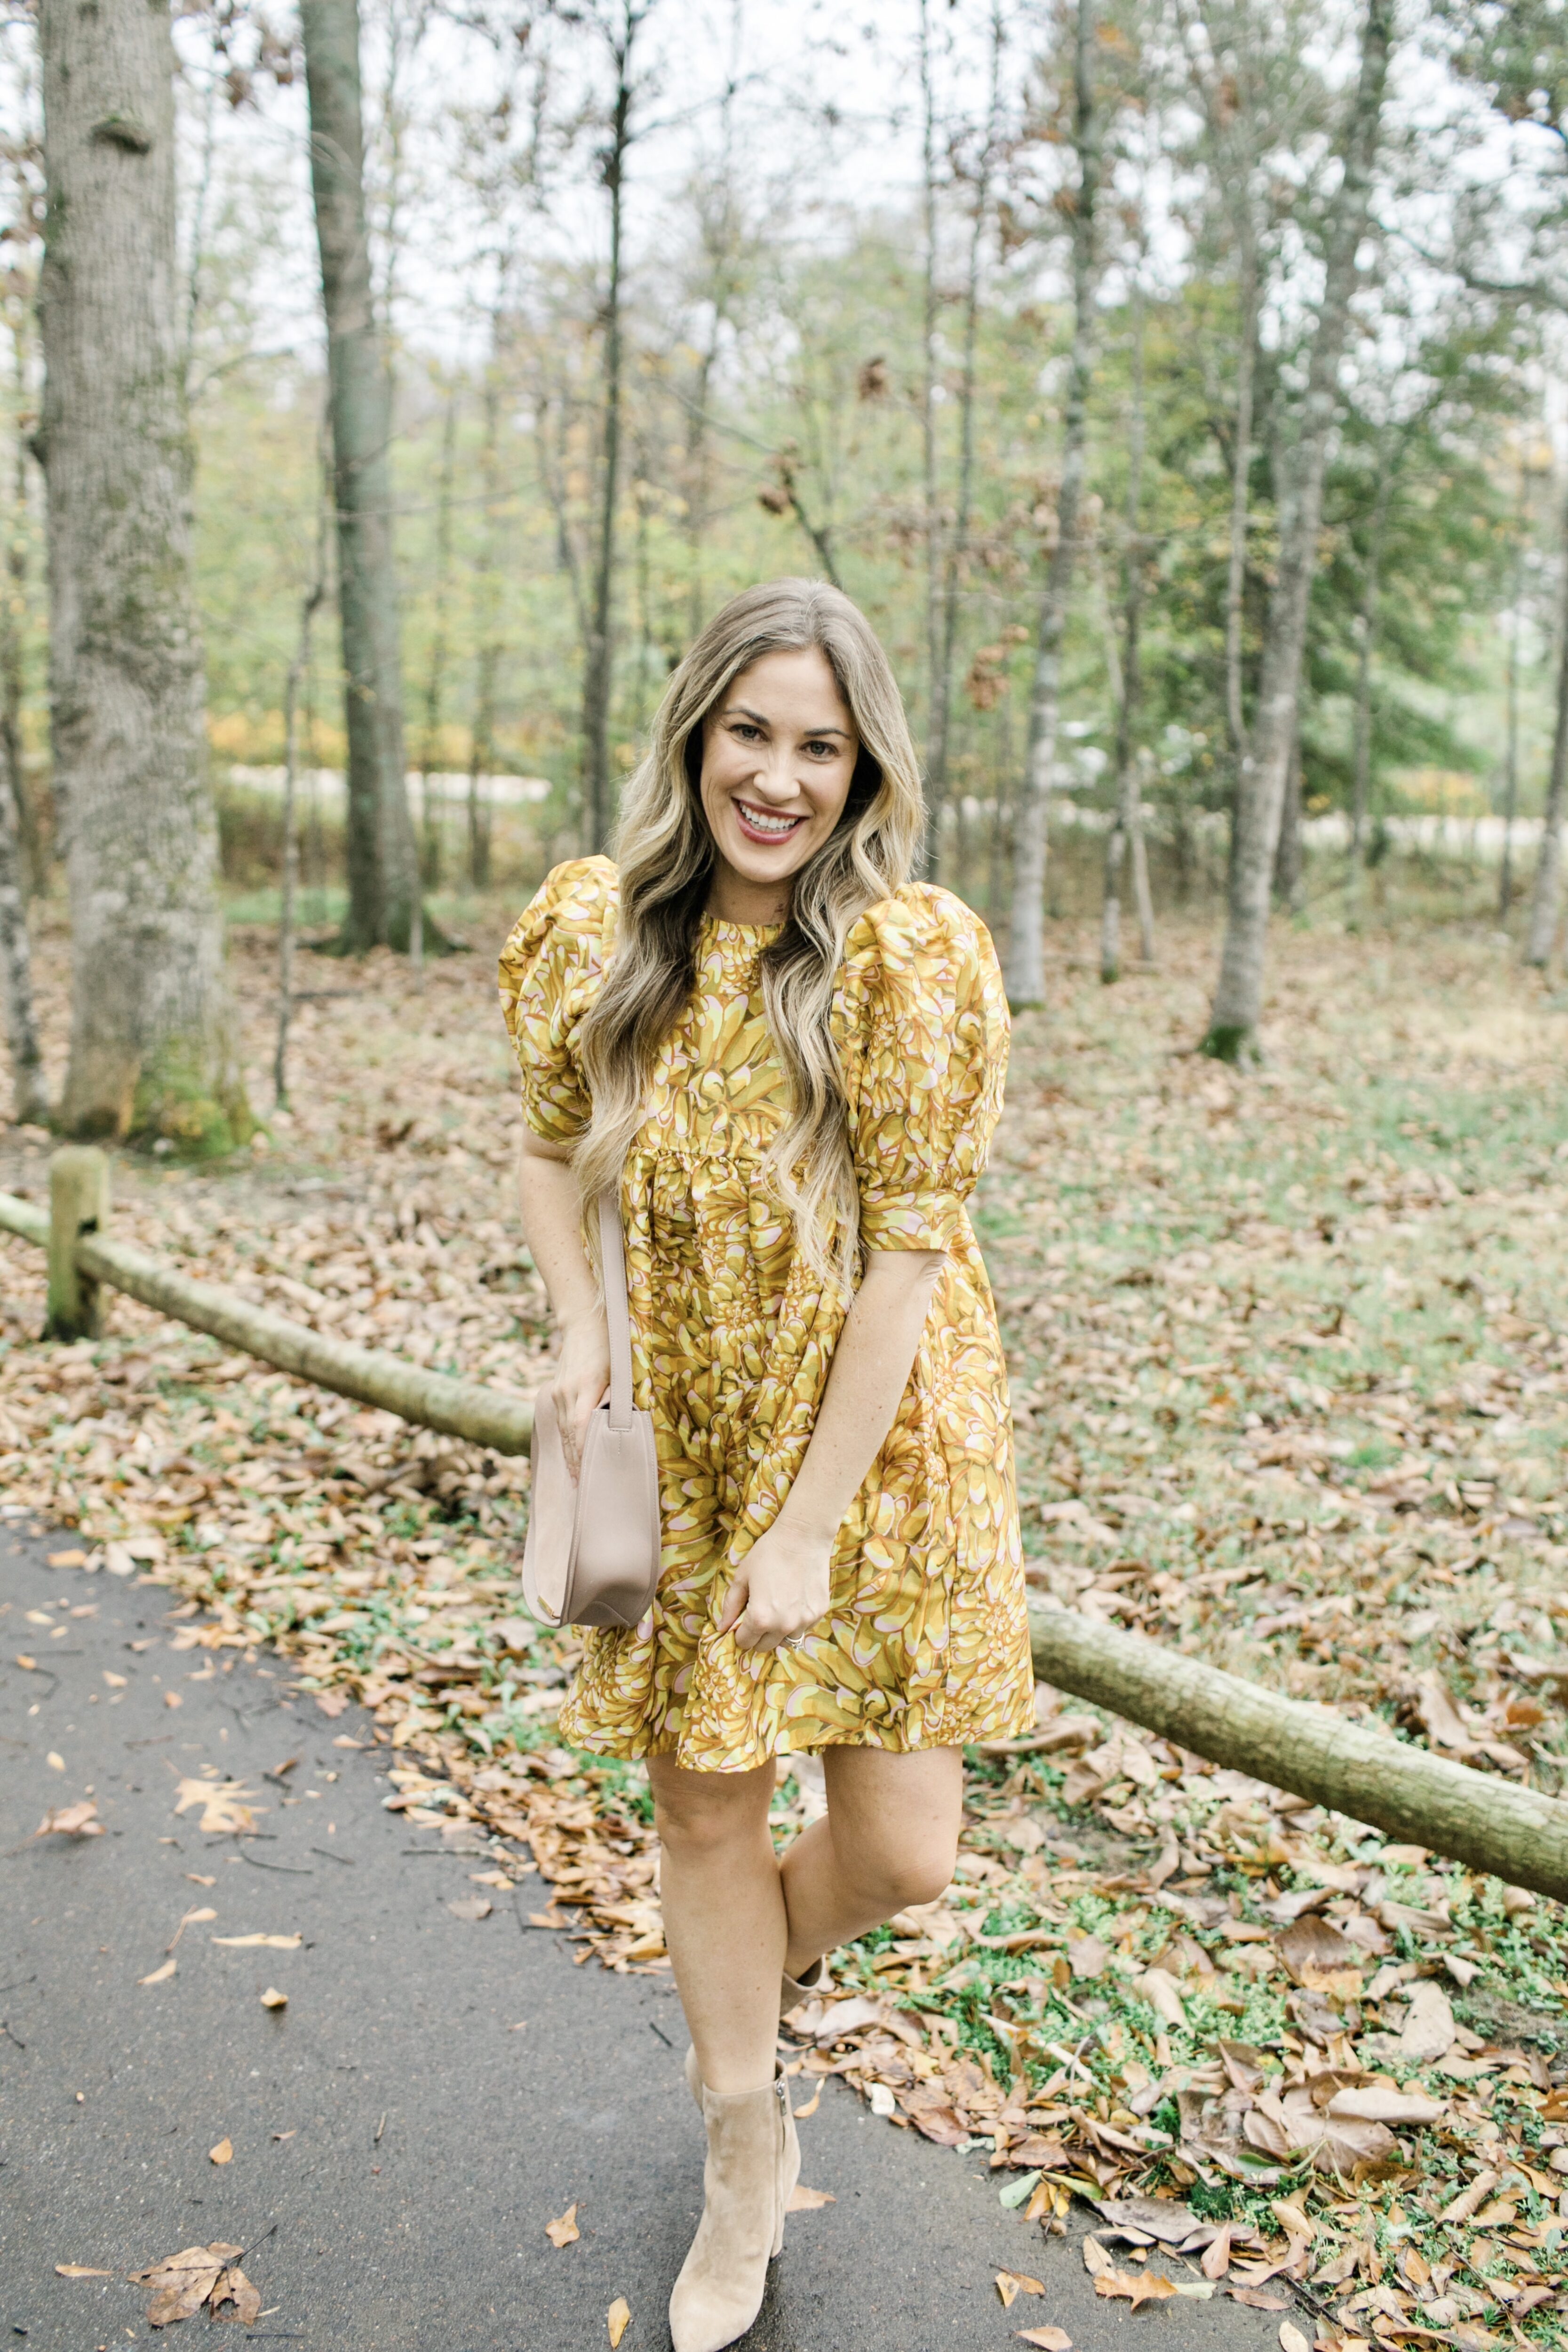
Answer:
[{"xmin": 698, "ymin": 647, "xmax": 861, "ymax": 923}]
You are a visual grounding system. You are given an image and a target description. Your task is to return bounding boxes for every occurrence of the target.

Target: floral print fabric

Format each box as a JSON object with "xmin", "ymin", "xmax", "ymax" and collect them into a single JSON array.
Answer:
[{"xmin": 497, "ymin": 856, "xmax": 1034, "ymax": 1770}]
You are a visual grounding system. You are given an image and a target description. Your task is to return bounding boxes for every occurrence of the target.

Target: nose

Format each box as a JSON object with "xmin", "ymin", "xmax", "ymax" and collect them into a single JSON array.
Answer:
[{"xmin": 746, "ymin": 749, "xmax": 798, "ymax": 802}]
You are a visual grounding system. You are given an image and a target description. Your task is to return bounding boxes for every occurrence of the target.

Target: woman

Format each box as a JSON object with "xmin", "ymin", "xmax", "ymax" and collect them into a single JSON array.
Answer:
[{"xmin": 500, "ymin": 578, "xmax": 1032, "ymax": 2352}]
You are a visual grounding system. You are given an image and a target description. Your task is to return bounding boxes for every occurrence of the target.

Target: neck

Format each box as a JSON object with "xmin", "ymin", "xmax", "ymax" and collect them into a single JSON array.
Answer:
[{"xmin": 706, "ymin": 853, "xmax": 791, "ymax": 927}]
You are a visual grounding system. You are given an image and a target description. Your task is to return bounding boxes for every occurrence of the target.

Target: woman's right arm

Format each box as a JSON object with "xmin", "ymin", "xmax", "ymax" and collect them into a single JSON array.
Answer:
[{"xmin": 516, "ymin": 1132, "xmax": 610, "ymax": 1478}]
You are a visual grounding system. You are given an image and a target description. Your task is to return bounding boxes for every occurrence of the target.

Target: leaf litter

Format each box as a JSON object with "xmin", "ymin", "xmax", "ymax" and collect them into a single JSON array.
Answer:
[{"xmin": 3, "ymin": 922, "xmax": 1567, "ymax": 2342}]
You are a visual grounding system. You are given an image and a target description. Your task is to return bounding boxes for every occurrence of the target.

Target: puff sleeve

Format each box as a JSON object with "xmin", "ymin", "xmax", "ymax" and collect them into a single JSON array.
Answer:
[
  {"xmin": 496, "ymin": 857, "xmax": 617, "ymax": 1143},
  {"xmin": 844, "ymin": 886, "xmax": 1010, "ymax": 1253}
]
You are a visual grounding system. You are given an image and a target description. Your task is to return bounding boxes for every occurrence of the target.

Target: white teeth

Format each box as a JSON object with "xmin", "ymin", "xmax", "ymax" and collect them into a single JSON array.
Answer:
[{"xmin": 739, "ymin": 803, "xmax": 801, "ymax": 835}]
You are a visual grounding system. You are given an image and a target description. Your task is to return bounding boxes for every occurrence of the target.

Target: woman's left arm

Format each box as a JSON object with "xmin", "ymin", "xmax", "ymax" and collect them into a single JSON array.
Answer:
[{"xmin": 720, "ymin": 1249, "xmax": 945, "ymax": 1654}]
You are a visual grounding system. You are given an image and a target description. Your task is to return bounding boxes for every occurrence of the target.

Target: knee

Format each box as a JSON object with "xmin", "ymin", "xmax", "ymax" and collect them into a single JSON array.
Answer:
[
  {"xmin": 652, "ymin": 1775, "xmax": 768, "ymax": 1859},
  {"xmin": 844, "ymin": 1829, "xmax": 958, "ymax": 1917}
]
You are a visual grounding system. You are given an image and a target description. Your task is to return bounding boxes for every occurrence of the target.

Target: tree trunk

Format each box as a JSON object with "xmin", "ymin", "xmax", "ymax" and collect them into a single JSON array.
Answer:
[
  {"xmin": 1006, "ymin": 0, "xmax": 1101, "ymax": 1009},
  {"xmin": 419, "ymin": 378, "xmax": 460, "ymax": 891},
  {"xmin": 1274, "ymin": 726, "xmax": 1304, "ymax": 911},
  {"xmin": 1101, "ymin": 279, "xmax": 1147, "ymax": 986},
  {"xmin": 1499, "ymin": 467, "xmax": 1526, "ymax": 922},
  {"xmin": 0, "ymin": 300, "xmax": 46, "ymax": 1123},
  {"xmin": 928, "ymin": 5, "xmax": 1004, "ymax": 882},
  {"xmin": 1223, "ymin": 227, "xmax": 1258, "ymax": 771},
  {"xmin": 919, "ymin": 0, "xmax": 945, "ymax": 877},
  {"xmin": 2, "ymin": 311, "xmax": 42, "ymax": 900},
  {"xmin": 274, "ymin": 572, "xmax": 324, "ymax": 1107},
  {"xmin": 301, "ymin": 0, "xmax": 421, "ymax": 954},
  {"xmin": 1349, "ymin": 442, "xmax": 1393, "ymax": 860},
  {"xmin": 1202, "ymin": 0, "xmax": 1392, "ymax": 1060},
  {"xmin": 469, "ymin": 314, "xmax": 506, "ymax": 894},
  {"xmin": 581, "ymin": 18, "xmax": 636, "ymax": 855},
  {"xmin": 1130, "ymin": 781, "xmax": 1155, "ymax": 961},
  {"xmin": 39, "ymin": 0, "xmax": 247, "ymax": 1152},
  {"xmin": 1525, "ymin": 502, "xmax": 1568, "ymax": 967}
]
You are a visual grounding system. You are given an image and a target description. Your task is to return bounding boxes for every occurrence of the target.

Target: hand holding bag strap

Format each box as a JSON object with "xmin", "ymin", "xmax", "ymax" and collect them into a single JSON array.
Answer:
[{"xmin": 597, "ymin": 1191, "xmax": 635, "ymax": 1433}]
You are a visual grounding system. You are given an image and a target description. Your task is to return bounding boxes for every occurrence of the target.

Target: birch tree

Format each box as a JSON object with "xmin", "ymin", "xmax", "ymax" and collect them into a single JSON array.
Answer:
[
  {"xmin": 1201, "ymin": 0, "xmax": 1392, "ymax": 1061},
  {"xmin": 1006, "ymin": 0, "xmax": 1103, "ymax": 1009},
  {"xmin": 301, "ymin": 0, "xmax": 422, "ymax": 953},
  {"xmin": 39, "ymin": 0, "xmax": 247, "ymax": 1150}
]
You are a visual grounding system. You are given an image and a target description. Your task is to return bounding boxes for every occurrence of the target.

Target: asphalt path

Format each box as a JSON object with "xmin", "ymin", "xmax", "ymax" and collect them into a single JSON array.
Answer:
[{"xmin": 0, "ymin": 1521, "xmax": 1289, "ymax": 2352}]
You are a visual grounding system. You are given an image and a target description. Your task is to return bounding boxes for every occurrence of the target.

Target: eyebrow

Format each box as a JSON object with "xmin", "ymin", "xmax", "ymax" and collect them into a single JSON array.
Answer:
[{"xmin": 721, "ymin": 702, "xmax": 852, "ymax": 738}]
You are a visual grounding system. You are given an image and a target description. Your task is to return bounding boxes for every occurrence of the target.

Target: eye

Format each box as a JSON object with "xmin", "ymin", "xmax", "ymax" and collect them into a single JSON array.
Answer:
[
  {"xmin": 730, "ymin": 721, "xmax": 762, "ymax": 741},
  {"xmin": 804, "ymin": 739, "xmax": 840, "ymax": 760}
]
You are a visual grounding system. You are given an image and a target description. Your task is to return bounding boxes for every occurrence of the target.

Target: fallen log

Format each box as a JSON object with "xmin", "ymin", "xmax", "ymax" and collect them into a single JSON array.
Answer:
[
  {"xmin": 1029, "ymin": 1600, "xmax": 1568, "ymax": 1904},
  {"xmin": 0, "ymin": 1179, "xmax": 533, "ymax": 1456}
]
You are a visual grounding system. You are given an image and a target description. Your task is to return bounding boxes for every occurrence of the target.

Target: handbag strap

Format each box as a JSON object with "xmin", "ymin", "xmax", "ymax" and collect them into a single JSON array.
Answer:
[{"xmin": 597, "ymin": 1192, "xmax": 635, "ymax": 1433}]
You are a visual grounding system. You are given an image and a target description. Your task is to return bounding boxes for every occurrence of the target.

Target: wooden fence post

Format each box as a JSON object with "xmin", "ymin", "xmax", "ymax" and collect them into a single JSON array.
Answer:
[{"xmin": 47, "ymin": 1146, "xmax": 111, "ymax": 1341}]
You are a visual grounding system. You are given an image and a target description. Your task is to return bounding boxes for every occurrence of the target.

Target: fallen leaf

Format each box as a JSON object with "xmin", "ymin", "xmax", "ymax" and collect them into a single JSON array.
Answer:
[
  {"xmin": 15, "ymin": 1652, "xmax": 35, "ymax": 1668},
  {"xmin": 1015, "ymin": 2331, "xmax": 1073, "ymax": 2352},
  {"xmin": 208, "ymin": 2138, "xmax": 233, "ymax": 2165},
  {"xmin": 1279, "ymin": 2324, "xmax": 1310, "ymax": 2352},
  {"xmin": 128, "ymin": 2241, "xmax": 246, "ymax": 2328},
  {"xmin": 1066, "ymin": 1933, "xmax": 1109, "ymax": 1979},
  {"xmin": 606, "ymin": 2297, "xmax": 630, "ymax": 2348},
  {"xmin": 55, "ymin": 2264, "xmax": 113, "ymax": 2277},
  {"xmin": 315, "ymin": 1689, "xmax": 351, "ymax": 1717},
  {"xmin": 446, "ymin": 1895, "xmax": 493, "ymax": 1921},
  {"xmin": 35, "ymin": 1800, "xmax": 103, "ymax": 1839},
  {"xmin": 46, "ymin": 1749, "xmax": 64, "ymax": 1770},
  {"xmin": 48, "ymin": 1549, "xmax": 87, "ymax": 1566},
  {"xmin": 138, "ymin": 1957, "xmax": 177, "ymax": 1986},
  {"xmin": 1082, "ymin": 2236, "xmax": 1113, "ymax": 2278},
  {"xmin": 211, "ymin": 1932, "xmax": 301, "ymax": 1949},
  {"xmin": 785, "ymin": 2183, "xmax": 835, "ymax": 2210},
  {"xmin": 1275, "ymin": 1915, "xmax": 1358, "ymax": 1983},
  {"xmin": 1202, "ymin": 2225, "xmax": 1233, "ymax": 2280},
  {"xmin": 996, "ymin": 2271, "xmax": 1045, "ymax": 2305},
  {"xmin": 164, "ymin": 1691, "xmax": 182, "ymax": 1709},
  {"xmin": 1229, "ymin": 2288, "xmax": 1290, "ymax": 2310},
  {"xmin": 173, "ymin": 1778, "xmax": 260, "ymax": 1835},
  {"xmin": 1395, "ymin": 1980, "xmax": 1455, "ymax": 2061},
  {"xmin": 546, "ymin": 2203, "xmax": 580, "ymax": 2248},
  {"xmin": 792, "ymin": 2082, "xmax": 822, "ymax": 2119},
  {"xmin": 1094, "ymin": 2268, "xmax": 1177, "ymax": 2309},
  {"xmin": 166, "ymin": 1905, "xmax": 217, "ymax": 1953},
  {"xmin": 1135, "ymin": 1965, "xmax": 1186, "ymax": 2028},
  {"xmin": 260, "ymin": 1987, "xmax": 287, "ymax": 2010},
  {"xmin": 1438, "ymin": 2170, "xmax": 1497, "ymax": 2224},
  {"xmin": 1326, "ymin": 2088, "xmax": 1445, "ymax": 2126},
  {"xmin": 185, "ymin": 1873, "xmax": 216, "ymax": 1886}
]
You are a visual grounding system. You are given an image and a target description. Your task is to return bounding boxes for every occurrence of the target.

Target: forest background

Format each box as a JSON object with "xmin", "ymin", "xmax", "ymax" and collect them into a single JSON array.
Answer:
[{"xmin": 4, "ymin": 0, "xmax": 1568, "ymax": 1126}]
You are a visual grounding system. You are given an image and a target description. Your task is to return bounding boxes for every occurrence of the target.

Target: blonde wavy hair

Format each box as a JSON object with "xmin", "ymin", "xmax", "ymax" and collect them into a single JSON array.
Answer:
[{"xmin": 573, "ymin": 578, "xmax": 925, "ymax": 1283}]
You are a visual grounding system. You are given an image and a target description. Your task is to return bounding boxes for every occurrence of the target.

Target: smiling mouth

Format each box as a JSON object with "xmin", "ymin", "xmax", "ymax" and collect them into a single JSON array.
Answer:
[{"xmin": 732, "ymin": 800, "xmax": 807, "ymax": 842}]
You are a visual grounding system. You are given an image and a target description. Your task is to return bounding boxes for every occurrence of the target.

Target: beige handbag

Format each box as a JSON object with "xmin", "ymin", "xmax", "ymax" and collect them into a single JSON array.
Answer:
[{"xmin": 521, "ymin": 1192, "xmax": 662, "ymax": 1630}]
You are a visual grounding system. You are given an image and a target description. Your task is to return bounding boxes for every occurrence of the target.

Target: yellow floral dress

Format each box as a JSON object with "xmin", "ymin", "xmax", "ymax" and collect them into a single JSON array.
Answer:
[{"xmin": 497, "ymin": 856, "xmax": 1033, "ymax": 1771}]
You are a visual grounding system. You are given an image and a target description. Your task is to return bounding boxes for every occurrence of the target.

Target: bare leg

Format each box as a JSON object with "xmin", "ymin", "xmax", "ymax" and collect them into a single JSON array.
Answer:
[
  {"xmin": 779, "ymin": 1746, "xmax": 962, "ymax": 1980},
  {"xmin": 648, "ymin": 1757, "xmax": 784, "ymax": 2097}
]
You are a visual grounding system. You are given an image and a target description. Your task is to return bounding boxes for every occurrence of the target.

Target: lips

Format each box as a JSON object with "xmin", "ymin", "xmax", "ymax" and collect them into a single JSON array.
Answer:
[{"xmin": 732, "ymin": 799, "xmax": 807, "ymax": 844}]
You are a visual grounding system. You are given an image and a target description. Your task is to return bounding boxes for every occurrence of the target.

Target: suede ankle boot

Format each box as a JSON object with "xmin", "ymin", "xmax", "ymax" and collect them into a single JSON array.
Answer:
[{"xmin": 669, "ymin": 2067, "xmax": 800, "ymax": 2352}]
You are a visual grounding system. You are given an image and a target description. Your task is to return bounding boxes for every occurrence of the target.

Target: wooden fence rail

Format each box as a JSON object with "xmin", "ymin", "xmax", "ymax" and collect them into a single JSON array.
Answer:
[
  {"xmin": 1029, "ymin": 1605, "xmax": 1568, "ymax": 1905},
  {"xmin": 1, "ymin": 1148, "xmax": 1565, "ymax": 1899},
  {"xmin": 0, "ymin": 1151, "xmax": 533, "ymax": 1453}
]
